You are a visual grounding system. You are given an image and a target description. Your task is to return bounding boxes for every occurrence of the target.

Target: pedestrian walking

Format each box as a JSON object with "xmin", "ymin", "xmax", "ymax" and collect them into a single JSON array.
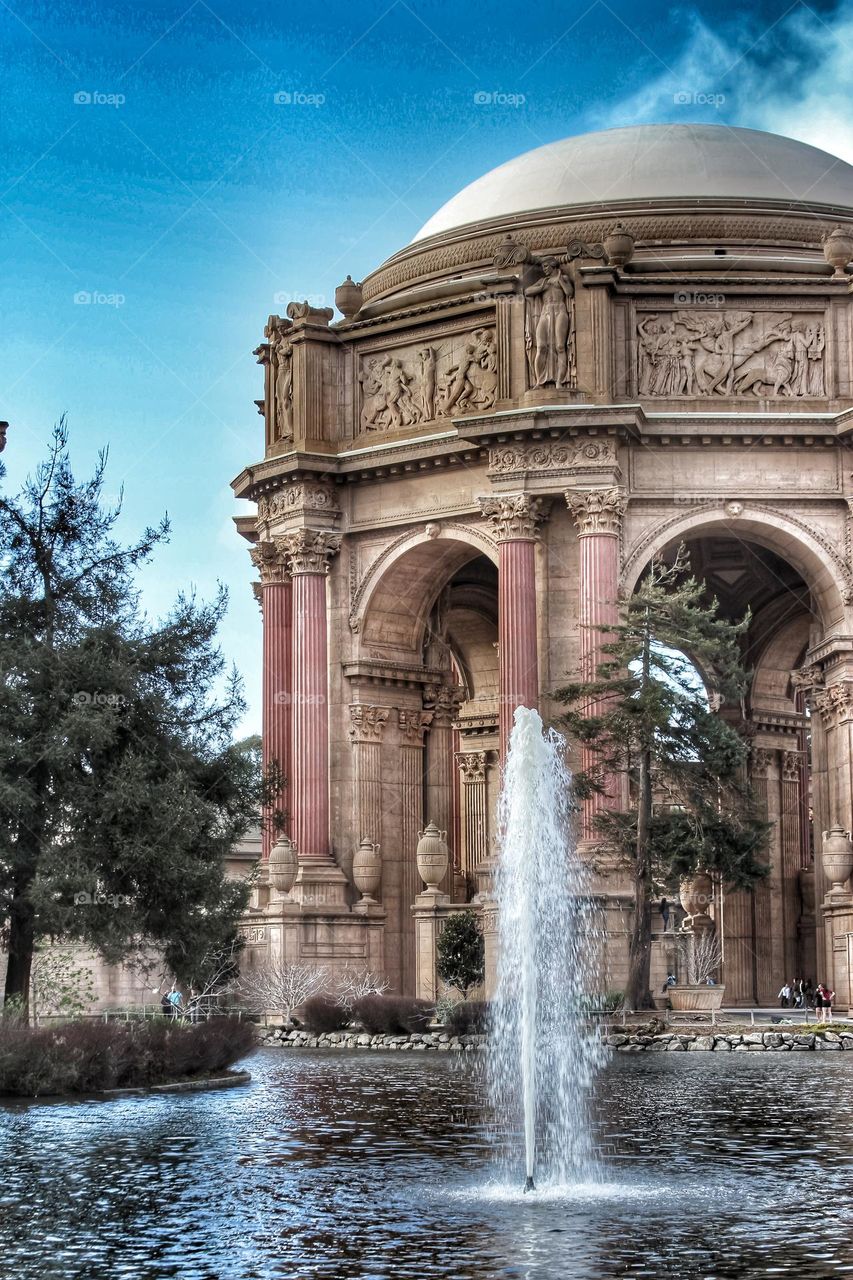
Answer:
[
  {"xmin": 167, "ymin": 985, "xmax": 183, "ymax": 1020},
  {"xmin": 660, "ymin": 897, "xmax": 670, "ymax": 932},
  {"xmin": 778, "ymin": 982, "xmax": 791, "ymax": 1008},
  {"xmin": 815, "ymin": 983, "xmax": 828, "ymax": 1023},
  {"xmin": 825, "ymin": 985, "xmax": 836, "ymax": 1023}
]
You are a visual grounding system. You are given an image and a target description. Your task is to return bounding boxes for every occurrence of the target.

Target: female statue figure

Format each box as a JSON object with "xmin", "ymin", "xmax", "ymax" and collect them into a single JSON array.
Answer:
[{"xmin": 524, "ymin": 257, "xmax": 574, "ymax": 388}]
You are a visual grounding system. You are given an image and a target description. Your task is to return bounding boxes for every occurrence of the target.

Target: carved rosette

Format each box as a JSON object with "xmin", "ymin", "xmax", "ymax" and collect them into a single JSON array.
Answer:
[
  {"xmin": 277, "ymin": 529, "xmax": 341, "ymax": 576},
  {"xmin": 456, "ymin": 750, "xmax": 488, "ymax": 784},
  {"xmin": 424, "ymin": 683, "xmax": 465, "ymax": 724},
  {"xmin": 478, "ymin": 494, "xmax": 550, "ymax": 542},
  {"xmin": 487, "ymin": 439, "xmax": 618, "ymax": 481},
  {"xmin": 398, "ymin": 709, "xmax": 434, "ymax": 743},
  {"xmin": 249, "ymin": 540, "xmax": 290, "ymax": 584},
  {"xmin": 814, "ymin": 682, "xmax": 853, "ymax": 727},
  {"xmin": 567, "ymin": 487, "xmax": 627, "ymax": 537},
  {"xmin": 348, "ymin": 704, "xmax": 390, "ymax": 745}
]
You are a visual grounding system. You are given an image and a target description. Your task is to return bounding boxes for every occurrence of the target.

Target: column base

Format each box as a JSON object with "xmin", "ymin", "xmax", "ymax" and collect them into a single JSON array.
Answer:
[
  {"xmin": 351, "ymin": 897, "xmax": 386, "ymax": 918},
  {"xmin": 291, "ymin": 861, "xmax": 350, "ymax": 910}
]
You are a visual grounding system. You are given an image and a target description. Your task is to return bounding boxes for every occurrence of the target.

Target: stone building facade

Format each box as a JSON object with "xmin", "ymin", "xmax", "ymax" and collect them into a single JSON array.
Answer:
[{"xmin": 233, "ymin": 123, "xmax": 853, "ymax": 1008}]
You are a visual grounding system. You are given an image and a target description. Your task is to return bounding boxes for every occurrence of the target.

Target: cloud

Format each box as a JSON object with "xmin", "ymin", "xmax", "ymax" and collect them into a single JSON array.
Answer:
[{"xmin": 598, "ymin": 2, "xmax": 853, "ymax": 164}]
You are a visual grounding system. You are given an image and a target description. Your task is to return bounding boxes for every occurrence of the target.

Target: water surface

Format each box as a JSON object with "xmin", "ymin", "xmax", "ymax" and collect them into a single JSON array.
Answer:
[{"xmin": 1, "ymin": 1048, "xmax": 852, "ymax": 1279}]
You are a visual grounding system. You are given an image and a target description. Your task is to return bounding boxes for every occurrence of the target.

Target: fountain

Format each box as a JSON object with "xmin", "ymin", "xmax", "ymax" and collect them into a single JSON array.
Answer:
[{"xmin": 488, "ymin": 706, "xmax": 604, "ymax": 1191}]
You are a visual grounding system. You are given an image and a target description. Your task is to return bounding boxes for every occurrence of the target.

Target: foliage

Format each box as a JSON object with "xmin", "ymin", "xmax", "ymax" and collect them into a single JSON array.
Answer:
[
  {"xmin": 333, "ymin": 967, "xmax": 390, "ymax": 1012},
  {"xmin": 31, "ymin": 949, "xmax": 96, "ymax": 1021},
  {"xmin": 444, "ymin": 1000, "xmax": 490, "ymax": 1035},
  {"xmin": 351, "ymin": 995, "xmax": 434, "ymax": 1035},
  {"xmin": 0, "ymin": 1016, "xmax": 256, "ymax": 1096},
  {"xmin": 0, "ymin": 423, "xmax": 269, "ymax": 1016},
  {"xmin": 436, "ymin": 910, "xmax": 485, "ymax": 999},
  {"xmin": 298, "ymin": 995, "xmax": 350, "ymax": 1033},
  {"xmin": 679, "ymin": 931, "xmax": 723, "ymax": 986},
  {"xmin": 234, "ymin": 960, "xmax": 329, "ymax": 1022},
  {"xmin": 555, "ymin": 545, "xmax": 769, "ymax": 1011}
]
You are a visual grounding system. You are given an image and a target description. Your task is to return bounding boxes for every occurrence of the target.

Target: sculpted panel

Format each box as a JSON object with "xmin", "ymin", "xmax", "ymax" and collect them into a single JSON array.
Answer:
[
  {"xmin": 637, "ymin": 309, "xmax": 826, "ymax": 398},
  {"xmin": 357, "ymin": 328, "xmax": 496, "ymax": 433}
]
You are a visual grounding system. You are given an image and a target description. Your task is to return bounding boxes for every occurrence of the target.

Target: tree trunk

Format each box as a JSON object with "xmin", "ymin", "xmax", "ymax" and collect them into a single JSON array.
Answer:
[{"xmin": 4, "ymin": 883, "xmax": 35, "ymax": 1018}]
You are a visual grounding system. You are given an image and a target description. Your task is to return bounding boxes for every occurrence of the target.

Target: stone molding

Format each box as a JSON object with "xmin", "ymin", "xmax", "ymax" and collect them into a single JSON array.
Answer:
[
  {"xmin": 249, "ymin": 540, "xmax": 290, "ymax": 585},
  {"xmin": 348, "ymin": 704, "xmax": 391, "ymax": 744},
  {"xmin": 257, "ymin": 482, "xmax": 339, "ymax": 526},
  {"xmin": 478, "ymin": 493, "xmax": 550, "ymax": 541},
  {"xmin": 398, "ymin": 709, "xmax": 434, "ymax": 743},
  {"xmin": 276, "ymin": 529, "xmax": 341, "ymax": 575},
  {"xmin": 487, "ymin": 438, "xmax": 619, "ymax": 481},
  {"xmin": 567, "ymin": 486, "xmax": 627, "ymax": 536}
]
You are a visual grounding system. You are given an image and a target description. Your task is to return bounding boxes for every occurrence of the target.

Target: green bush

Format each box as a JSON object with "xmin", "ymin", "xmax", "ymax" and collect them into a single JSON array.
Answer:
[
  {"xmin": 298, "ymin": 996, "xmax": 349, "ymax": 1033},
  {"xmin": 436, "ymin": 910, "xmax": 485, "ymax": 998},
  {"xmin": 445, "ymin": 1001, "xmax": 490, "ymax": 1035},
  {"xmin": 0, "ymin": 1017, "xmax": 256, "ymax": 1097},
  {"xmin": 352, "ymin": 995, "xmax": 434, "ymax": 1034}
]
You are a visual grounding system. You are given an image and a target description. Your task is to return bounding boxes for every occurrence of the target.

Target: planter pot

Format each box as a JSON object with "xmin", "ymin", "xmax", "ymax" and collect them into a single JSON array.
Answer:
[
  {"xmin": 822, "ymin": 825, "xmax": 853, "ymax": 893},
  {"xmin": 679, "ymin": 872, "xmax": 713, "ymax": 919},
  {"xmin": 416, "ymin": 822, "xmax": 449, "ymax": 890},
  {"xmin": 652, "ymin": 994, "xmax": 671, "ymax": 1011},
  {"xmin": 603, "ymin": 222, "xmax": 635, "ymax": 268},
  {"xmin": 269, "ymin": 835, "xmax": 298, "ymax": 895},
  {"xmin": 822, "ymin": 227, "xmax": 853, "ymax": 279},
  {"xmin": 335, "ymin": 275, "xmax": 363, "ymax": 320},
  {"xmin": 352, "ymin": 837, "xmax": 381, "ymax": 902},
  {"xmin": 668, "ymin": 984, "xmax": 725, "ymax": 1011}
]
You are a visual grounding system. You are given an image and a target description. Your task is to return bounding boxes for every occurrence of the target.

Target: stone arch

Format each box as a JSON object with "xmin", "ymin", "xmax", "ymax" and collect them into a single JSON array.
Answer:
[
  {"xmin": 750, "ymin": 610, "xmax": 812, "ymax": 715},
  {"xmin": 353, "ymin": 523, "xmax": 498, "ymax": 657},
  {"xmin": 621, "ymin": 503, "xmax": 848, "ymax": 630}
]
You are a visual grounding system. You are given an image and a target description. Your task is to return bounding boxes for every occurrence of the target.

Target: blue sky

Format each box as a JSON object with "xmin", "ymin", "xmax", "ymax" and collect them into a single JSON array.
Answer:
[{"xmin": 2, "ymin": 0, "xmax": 852, "ymax": 734}]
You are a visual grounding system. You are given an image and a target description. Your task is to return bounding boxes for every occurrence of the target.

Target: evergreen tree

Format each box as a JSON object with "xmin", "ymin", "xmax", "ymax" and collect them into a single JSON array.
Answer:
[
  {"xmin": 436, "ymin": 909, "xmax": 485, "ymax": 999},
  {"xmin": 555, "ymin": 545, "xmax": 769, "ymax": 1011},
  {"xmin": 0, "ymin": 423, "xmax": 266, "ymax": 1014}
]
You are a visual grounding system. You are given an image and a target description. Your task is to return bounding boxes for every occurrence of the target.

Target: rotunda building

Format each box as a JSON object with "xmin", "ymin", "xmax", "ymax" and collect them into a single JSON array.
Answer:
[{"xmin": 234, "ymin": 123, "xmax": 853, "ymax": 1007}]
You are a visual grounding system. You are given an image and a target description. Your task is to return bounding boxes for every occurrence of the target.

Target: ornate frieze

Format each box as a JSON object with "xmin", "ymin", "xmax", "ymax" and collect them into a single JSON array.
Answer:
[
  {"xmin": 249, "ymin": 540, "xmax": 290, "ymax": 584},
  {"xmin": 257, "ymin": 482, "xmax": 339, "ymax": 525},
  {"xmin": 398, "ymin": 709, "xmax": 434, "ymax": 743},
  {"xmin": 277, "ymin": 529, "xmax": 341, "ymax": 575},
  {"xmin": 478, "ymin": 494, "xmax": 550, "ymax": 541},
  {"xmin": 358, "ymin": 328, "xmax": 496, "ymax": 433},
  {"xmin": 524, "ymin": 257, "xmax": 576, "ymax": 390},
  {"xmin": 488, "ymin": 438, "xmax": 617, "ymax": 480},
  {"xmin": 637, "ymin": 309, "xmax": 826, "ymax": 398},
  {"xmin": 567, "ymin": 487, "xmax": 627, "ymax": 537},
  {"xmin": 348, "ymin": 705, "xmax": 391, "ymax": 744}
]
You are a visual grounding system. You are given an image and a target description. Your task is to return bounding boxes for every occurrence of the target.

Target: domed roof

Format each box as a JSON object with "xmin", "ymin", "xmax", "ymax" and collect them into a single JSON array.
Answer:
[{"xmin": 412, "ymin": 124, "xmax": 853, "ymax": 242}]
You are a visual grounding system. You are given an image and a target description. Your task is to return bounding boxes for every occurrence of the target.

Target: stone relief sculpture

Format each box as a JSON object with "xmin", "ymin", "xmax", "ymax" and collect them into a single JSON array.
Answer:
[
  {"xmin": 637, "ymin": 310, "xmax": 826, "ymax": 398},
  {"xmin": 524, "ymin": 257, "xmax": 576, "ymax": 389},
  {"xmin": 357, "ymin": 328, "xmax": 496, "ymax": 433},
  {"xmin": 263, "ymin": 316, "xmax": 294, "ymax": 441}
]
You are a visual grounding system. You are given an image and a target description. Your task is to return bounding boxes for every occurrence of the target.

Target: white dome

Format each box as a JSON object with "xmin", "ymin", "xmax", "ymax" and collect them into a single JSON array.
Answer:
[{"xmin": 412, "ymin": 124, "xmax": 853, "ymax": 242}]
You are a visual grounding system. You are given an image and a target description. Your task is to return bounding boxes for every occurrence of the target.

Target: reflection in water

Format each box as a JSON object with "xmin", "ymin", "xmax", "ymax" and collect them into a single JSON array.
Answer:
[{"xmin": 2, "ymin": 1048, "xmax": 853, "ymax": 1278}]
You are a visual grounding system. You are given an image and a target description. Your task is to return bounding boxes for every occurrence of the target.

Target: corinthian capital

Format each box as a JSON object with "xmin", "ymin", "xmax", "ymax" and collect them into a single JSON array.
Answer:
[
  {"xmin": 478, "ymin": 493, "xmax": 550, "ymax": 541},
  {"xmin": 398, "ymin": 709, "xmax": 434, "ymax": 743},
  {"xmin": 277, "ymin": 529, "xmax": 342, "ymax": 575},
  {"xmin": 567, "ymin": 486, "xmax": 627, "ymax": 536},
  {"xmin": 249, "ymin": 540, "xmax": 290, "ymax": 585},
  {"xmin": 348, "ymin": 704, "xmax": 390, "ymax": 744}
]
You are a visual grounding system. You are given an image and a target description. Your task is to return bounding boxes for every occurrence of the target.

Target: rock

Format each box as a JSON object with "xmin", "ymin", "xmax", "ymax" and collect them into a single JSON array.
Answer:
[
  {"xmin": 606, "ymin": 1034, "xmax": 628, "ymax": 1047},
  {"xmin": 733, "ymin": 1044, "xmax": 750, "ymax": 1051},
  {"xmin": 357, "ymin": 1034, "xmax": 371, "ymax": 1046},
  {"xmin": 763, "ymin": 1033, "xmax": 783, "ymax": 1048},
  {"xmin": 791, "ymin": 1043, "xmax": 812, "ymax": 1051},
  {"xmin": 743, "ymin": 1032, "xmax": 764, "ymax": 1045},
  {"xmin": 688, "ymin": 1036, "xmax": 714, "ymax": 1051},
  {"xmin": 667, "ymin": 1040, "xmax": 685, "ymax": 1051},
  {"xmin": 712, "ymin": 1038, "xmax": 731, "ymax": 1051},
  {"xmin": 815, "ymin": 1037, "xmax": 841, "ymax": 1050},
  {"xmin": 795, "ymin": 1034, "xmax": 815, "ymax": 1047}
]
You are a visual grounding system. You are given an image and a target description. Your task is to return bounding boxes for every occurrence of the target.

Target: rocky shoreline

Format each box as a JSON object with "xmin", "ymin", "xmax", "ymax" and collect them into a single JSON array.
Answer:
[{"xmin": 261, "ymin": 1028, "xmax": 486, "ymax": 1052}]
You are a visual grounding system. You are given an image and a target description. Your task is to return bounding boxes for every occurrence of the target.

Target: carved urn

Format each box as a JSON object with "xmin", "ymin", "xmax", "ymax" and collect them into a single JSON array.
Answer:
[
  {"xmin": 416, "ymin": 822, "xmax": 449, "ymax": 891},
  {"xmin": 822, "ymin": 826, "xmax": 853, "ymax": 894},
  {"xmin": 603, "ymin": 222, "xmax": 635, "ymax": 268},
  {"xmin": 822, "ymin": 227, "xmax": 853, "ymax": 279},
  {"xmin": 679, "ymin": 872, "xmax": 714, "ymax": 929},
  {"xmin": 352, "ymin": 837, "xmax": 382, "ymax": 903},
  {"xmin": 335, "ymin": 274, "xmax": 363, "ymax": 320},
  {"xmin": 269, "ymin": 834, "xmax": 298, "ymax": 895}
]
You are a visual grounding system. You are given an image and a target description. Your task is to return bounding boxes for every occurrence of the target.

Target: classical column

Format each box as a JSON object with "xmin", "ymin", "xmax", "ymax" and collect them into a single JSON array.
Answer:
[
  {"xmin": 399, "ymin": 709, "xmax": 433, "ymax": 994},
  {"xmin": 424, "ymin": 683, "xmax": 464, "ymax": 896},
  {"xmin": 249, "ymin": 541, "xmax": 292, "ymax": 859},
  {"xmin": 479, "ymin": 494, "xmax": 549, "ymax": 756},
  {"xmin": 348, "ymin": 705, "xmax": 390, "ymax": 851},
  {"xmin": 750, "ymin": 747, "xmax": 776, "ymax": 1004},
  {"xmin": 567, "ymin": 486, "xmax": 627, "ymax": 840},
  {"xmin": 456, "ymin": 750, "xmax": 491, "ymax": 878},
  {"xmin": 813, "ymin": 679, "xmax": 853, "ymax": 983},
  {"xmin": 277, "ymin": 529, "xmax": 341, "ymax": 863},
  {"xmin": 780, "ymin": 748, "xmax": 804, "ymax": 983}
]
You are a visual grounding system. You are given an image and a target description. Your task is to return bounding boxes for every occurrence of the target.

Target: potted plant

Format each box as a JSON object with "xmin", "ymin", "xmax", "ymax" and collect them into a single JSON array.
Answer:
[{"xmin": 669, "ymin": 931, "xmax": 725, "ymax": 1011}]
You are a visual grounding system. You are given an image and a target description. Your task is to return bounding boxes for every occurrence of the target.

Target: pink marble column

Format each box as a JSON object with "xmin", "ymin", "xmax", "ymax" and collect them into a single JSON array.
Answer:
[
  {"xmin": 250, "ymin": 543, "xmax": 292, "ymax": 859},
  {"xmin": 480, "ymin": 495, "xmax": 549, "ymax": 757},
  {"xmin": 278, "ymin": 529, "xmax": 341, "ymax": 861},
  {"xmin": 567, "ymin": 487, "xmax": 627, "ymax": 840}
]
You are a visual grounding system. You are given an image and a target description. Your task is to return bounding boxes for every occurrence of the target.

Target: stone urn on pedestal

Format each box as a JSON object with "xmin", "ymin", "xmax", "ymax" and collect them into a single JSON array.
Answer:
[
  {"xmin": 416, "ymin": 822, "xmax": 449, "ymax": 895},
  {"xmin": 822, "ymin": 227, "xmax": 853, "ymax": 280},
  {"xmin": 822, "ymin": 826, "xmax": 853, "ymax": 896},
  {"xmin": 669, "ymin": 871, "xmax": 725, "ymax": 1010},
  {"xmin": 268, "ymin": 834, "xmax": 298, "ymax": 897},
  {"xmin": 352, "ymin": 837, "xmax": 382, "ymax": 905}
]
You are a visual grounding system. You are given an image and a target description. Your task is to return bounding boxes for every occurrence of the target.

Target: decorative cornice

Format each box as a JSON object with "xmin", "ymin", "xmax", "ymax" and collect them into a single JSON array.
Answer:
[
  {"xmin": 478, "ymin": 493, "xmax": 550, "ymax": 541},
  {"xmin": 249, "ymin": 540, "xmax": 290, "ymax": 584},
  {"xmin": 348, "ymin": 704, "xmax": 391, "ymax": 744},
  {"xmin": 487, "ymin": 437, "xmax": 619, "ymax": 481},
  {"xmin": 398, "ymin": 708, "xmax": 434, "ymax": 743},
  {"xmin": 276, "ymin": 529, "xmax": 341, "ymax": 575},
  {"xmin": 567, "ymin": 486, "xmax": 627, "ymax": 536}
]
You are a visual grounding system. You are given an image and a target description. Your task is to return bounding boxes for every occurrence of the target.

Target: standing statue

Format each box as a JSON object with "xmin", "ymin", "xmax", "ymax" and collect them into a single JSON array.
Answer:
[
  {"xmin": 272, "ymin": 329, "xmax": 293, "ymax": 441},
  {"xmin": 419, "ymin": 347, "xmax": 437, "ymax": 420},
  {"xmin": 524, "ymin": 257, "xmax": 575, "ymax": 389}
]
